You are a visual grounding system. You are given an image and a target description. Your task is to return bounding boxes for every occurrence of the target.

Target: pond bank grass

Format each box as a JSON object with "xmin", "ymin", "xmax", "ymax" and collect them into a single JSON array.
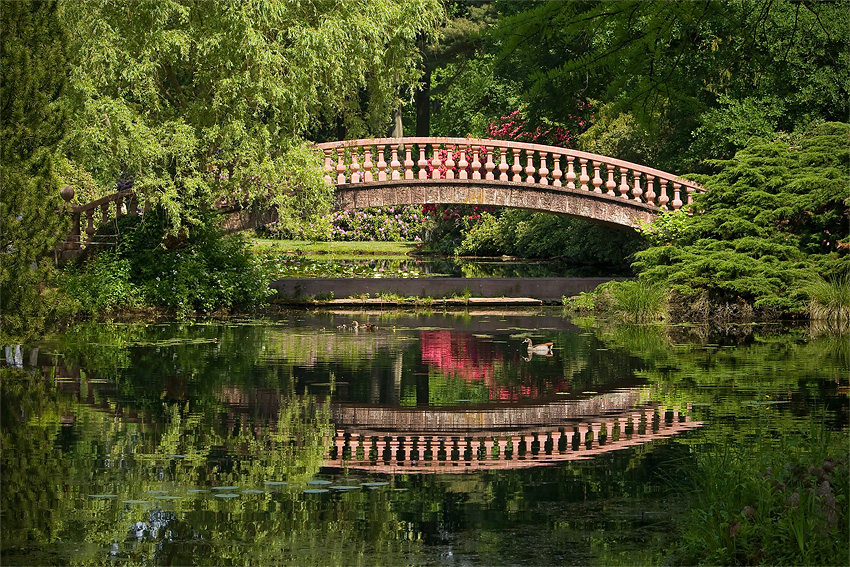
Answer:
[
  {"xmin": 672, "ymin": 418, "xmax": 849, "ymax": 566},
  {"xmin": 250, "ymin": 238, "xmax": 419, "ymax": 257}
]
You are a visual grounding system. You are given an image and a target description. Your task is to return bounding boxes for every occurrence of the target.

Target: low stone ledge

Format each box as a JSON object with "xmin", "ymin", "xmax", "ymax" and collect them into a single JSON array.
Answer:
[{"xmin": 269, "ymin": 277, "xmax": 617, "ymax": 304}]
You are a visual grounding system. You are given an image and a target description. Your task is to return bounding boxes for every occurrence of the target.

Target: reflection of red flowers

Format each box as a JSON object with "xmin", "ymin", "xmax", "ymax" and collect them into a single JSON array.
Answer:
[
  {"xmin": 419, "ymin": 331, "xmax": 565, "ymax": 402},
  {"xmin": 421, "ymin": 331, "xmax": 495, "ymax": 381}
]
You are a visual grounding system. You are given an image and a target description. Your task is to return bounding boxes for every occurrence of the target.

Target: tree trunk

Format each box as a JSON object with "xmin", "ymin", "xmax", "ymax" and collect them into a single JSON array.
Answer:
[{"xmin": 415, "ymin": 67, "xmax": 431, "ymax": 137}]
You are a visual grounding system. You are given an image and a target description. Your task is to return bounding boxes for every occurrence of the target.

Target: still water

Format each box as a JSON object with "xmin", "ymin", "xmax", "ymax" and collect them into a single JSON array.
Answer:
[{"xmin": 2, "ymin": 310, "xmax": 847, "ymax": 566}]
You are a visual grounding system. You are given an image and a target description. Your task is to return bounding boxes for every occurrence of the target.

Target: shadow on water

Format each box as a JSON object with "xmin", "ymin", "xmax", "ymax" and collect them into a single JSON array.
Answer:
[{"xmin": 1, "ymin": 310, "xmax": 846, "ymax": 566}]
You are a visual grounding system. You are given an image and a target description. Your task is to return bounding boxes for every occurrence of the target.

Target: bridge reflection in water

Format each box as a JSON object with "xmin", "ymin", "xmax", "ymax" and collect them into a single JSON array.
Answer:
[{"xmin": 326, "ymin": 391, "xmax": 701, "ymax": 473}]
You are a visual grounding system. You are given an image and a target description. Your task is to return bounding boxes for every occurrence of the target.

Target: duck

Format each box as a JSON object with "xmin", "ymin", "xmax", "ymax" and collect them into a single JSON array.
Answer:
[
  {"xmin": 351, "ymin": 321, "xmax": 377, "ymax": 331},
  {"xmin": 523, "ymin": 338, "xmax": 554, "ymax": 356}
]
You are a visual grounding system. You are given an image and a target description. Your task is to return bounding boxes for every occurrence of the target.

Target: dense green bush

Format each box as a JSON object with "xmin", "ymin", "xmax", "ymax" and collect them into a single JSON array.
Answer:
[
  {"xmin": 456, "ymin": 209, "xmax": 646, "ymax": 270},
  {"xmin": 257, "ymin": 205, "xmax": 431, "ymax": 243},
  {"xmin": 63, "ymin": 208, "xmax": 272, "ymax": 317},
  {"xmin": 60, "ymin": 253, "xmax": 141, "ymax": 315},
  {"xmin": 634, "ymin": 121, "xmax": 850, "ymax": 316}
]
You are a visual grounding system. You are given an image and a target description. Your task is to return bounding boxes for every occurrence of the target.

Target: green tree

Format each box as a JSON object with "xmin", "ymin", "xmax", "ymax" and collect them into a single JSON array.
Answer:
[
  {"xmin": 634, "ymin": 121, "xmax": 850, "ymax": 316},
  {"xmin": 0, "ymin": 0, "xmax": 70, "ymax": 341},
  {"xmin": 487, "ymin": 0, "xmax": 849, "ymax": 171},
  {"xmin": 58, "ymin": 0, "xmax": 443, "ymax": 231}
]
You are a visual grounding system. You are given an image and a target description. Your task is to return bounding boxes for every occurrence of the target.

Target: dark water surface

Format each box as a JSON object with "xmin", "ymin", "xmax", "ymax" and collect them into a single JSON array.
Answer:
[{"xmin": 2, "ymin": 310, "xmax": 846, "ymax": 566}]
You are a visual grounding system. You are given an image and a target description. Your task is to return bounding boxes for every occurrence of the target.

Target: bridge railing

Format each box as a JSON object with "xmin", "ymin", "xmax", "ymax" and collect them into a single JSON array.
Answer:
[
  {"xmin": 58, "ymin": 186, "xmax": 141, "ymax": 252},
  {"xmin": 316, "ymin": 137, "xmax": 705, "ymax": 210}
]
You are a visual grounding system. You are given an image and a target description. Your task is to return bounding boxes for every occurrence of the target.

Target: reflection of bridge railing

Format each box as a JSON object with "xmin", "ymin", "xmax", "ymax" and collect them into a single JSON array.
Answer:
[{"xmin": 326, "ymin": 405, "xmax": 701, "ymax": 473}]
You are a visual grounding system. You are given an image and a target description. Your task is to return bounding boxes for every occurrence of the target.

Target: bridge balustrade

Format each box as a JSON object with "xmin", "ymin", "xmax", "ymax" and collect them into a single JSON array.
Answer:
[
  {"xmin": 316, "ymin": 137, "xmax": 705, "ymax": 211},
  {"xmin": 58, "ymin": 186, "xmax": 141, "ymax": 252},
  {"xmin": 325, "ymin": 405, "xmax": 701, "ymax": 473}
]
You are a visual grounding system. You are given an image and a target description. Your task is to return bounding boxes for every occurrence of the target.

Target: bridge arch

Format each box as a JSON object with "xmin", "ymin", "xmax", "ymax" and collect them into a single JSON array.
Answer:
[{"xmin": 317, "ymin": 137, "xmax": 705, "ymax": 230}]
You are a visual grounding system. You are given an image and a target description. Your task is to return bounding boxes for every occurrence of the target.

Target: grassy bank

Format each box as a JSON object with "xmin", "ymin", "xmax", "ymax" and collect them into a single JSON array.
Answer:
[{"xmin": 249, "ymin": 238, "xmax": 419, "ymax": 258}]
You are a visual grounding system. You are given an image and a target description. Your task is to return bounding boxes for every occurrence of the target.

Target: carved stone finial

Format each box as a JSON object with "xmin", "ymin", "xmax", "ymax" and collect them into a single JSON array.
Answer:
[{"xmin": 60, "ymin": 185, "xmax": 74, "ymax": 202}]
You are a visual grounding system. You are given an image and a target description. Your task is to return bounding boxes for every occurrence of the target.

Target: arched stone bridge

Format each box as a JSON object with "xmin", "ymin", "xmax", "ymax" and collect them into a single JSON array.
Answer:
[{"xmin": 317, "ymin": 137, "xmax": 705, "ymax": 229}]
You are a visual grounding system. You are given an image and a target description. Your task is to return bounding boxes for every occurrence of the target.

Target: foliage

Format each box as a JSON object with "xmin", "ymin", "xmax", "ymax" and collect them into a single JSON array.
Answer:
[
  {"xmin": 60, "ymin": 252, "xmax": 142, "ymax": 315},
  {"xmin": 456, "ymin": 209, "xmax": 646, "ymax": 270},
  {"xmin": 0, "ymin": 0, "xmax": 70, "ymax": 341},
  {"xmin": 805, "ymin": 273, "xmax": 850, "ymax": 331},
  {"xmin": 636, "ymin": 209, "xmax": 692, "ymax": 247},
  {"xmin": 608, "ymin": 280, "xmax": 667, "ymax": 323},
  {"xmin": 487, "ymin": 1, "xmax": 849, "ymax": 172},
  {"xmin": 634, "ymin": 121, "xmax": 850, "ymax": 316},
  {"xmin": 58, "ymin": 0, "xmax": 443, "ymax": 231},
  {"xmin": 62, "ymin": 209, "xmax": 273, "ymax": 317},
  {"xmin": 674, "ymin": 425, "xmax": 848, "ymax": 566}
]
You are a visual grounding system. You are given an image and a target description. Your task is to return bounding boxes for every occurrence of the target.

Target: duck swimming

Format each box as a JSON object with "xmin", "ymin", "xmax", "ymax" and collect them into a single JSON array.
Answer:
[{"xmin": 523, "ymin": 338, "xmax": 554, "ymax": 356}]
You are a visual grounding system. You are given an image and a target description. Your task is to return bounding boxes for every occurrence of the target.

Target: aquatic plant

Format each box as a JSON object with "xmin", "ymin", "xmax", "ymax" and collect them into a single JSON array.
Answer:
[
  {"xmin": 608, "ymin": 280, "xmax": 667, "ymax": 323},
  {"xmin": 806, "ymin": 273, "xmax": 850, "ymax": 329},
  {"xmin": 673, "ymin": 420, "xmax": 848, "ymax": 566}
]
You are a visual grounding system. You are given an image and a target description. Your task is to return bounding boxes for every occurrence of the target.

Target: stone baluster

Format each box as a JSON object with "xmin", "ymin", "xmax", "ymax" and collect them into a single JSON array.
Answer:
[
  {"xmin": 657, "ymin": 179, "xmax": 670, "ymax": 210},
  {"xmin": 115, "ymin": 197, "xmax": 123, "ymax": 218},
  {"xmin": 430, "ymin": 147, "xmax": 442, "ymax": 180},
  {"xmin": 376, "ymin": 145, "xmax": 387, "ymax": 181},
  {"xmin": 471, "ymin": 147, "xmax": 482, "ymax": 180},
  {"xmin": 592, "ymin": 161, "xmax": 603, "ymax": 193},
  {"xmin": 100, "ymin": 202, "xmax": 109, "ymax": 224},
  {"xmin": 417, "ymin": 144, "xmax": 428, "ymax": 180},
  {"xmin": 85, "ymin": 210, "xmax": 95, "ymax": 242},
  {"xmin": 552, "ymin": 154, "xmax": 562, "ymax": 187},
  {"xmin": 632, "ymin": 172, "xmax": 643, "ymax": 202},
  {"xmin": 485, "ymin": 146, "xmax": 495, "ymax": 180},
  {"xmin": 672, "ymin": 182, "xmax": 683, "ymax": 210},
  {"xmin": 336, "ymin": 148, "xmax": 347, "ymax": 184},
  {"xmin": 645, "ymin": 174, "xmax": 656, "ymax": 205},
  {"xmin": 323, "ymin": 149, "xmax": 334, "ymax": 184},
  {"xmin": 512, "ymin": 150, "xmax": 522, "ymax": 182},
  {"xmin": 606, "ymin": 166, "xmax": 617, "ymax": 196},
  {"xmin": 458, "ymin": 146, "xmax": 468, "ymax": 180},
  {"xmin": 390, "ymin": 145, "xmax": 401, "ymax": 180},
  {"xmin": 363, "ymin": 147, "xmax": 373, "ymax": 182},
  {"xmin": 350, "ymin": 152, "xmax": 361, "ymax": 183},
  {"xmin": 538, "ymin": 151, "xmax": 549, "ymax": 185},
  {"xmin": 579, "ymin": 158, "xmax": 590, "ymax": 191},
  {"xmin": 525, "ymin": 150, "xmax": 536, "ymax": 183},
  {"xmin": 565, "ymin": 155, "xmax": 576, "ymax": 189},
  {"xmin": 403, "ymin": 144, "xmax": 414, "ymax": 180},
  {"xmin": 128, "ymin": 194, "xmax": 139, "ymax": 215},
  {"xmin": 445, "ymin": 148, "xmax": 455, "ymax": 180},
  {"xmin": 498, "ymin": 147, "xmax": 509, "ymax": 181},
  {"xmin": 686, "ymin": 184, "xmax": 695, "ymax": 205}
]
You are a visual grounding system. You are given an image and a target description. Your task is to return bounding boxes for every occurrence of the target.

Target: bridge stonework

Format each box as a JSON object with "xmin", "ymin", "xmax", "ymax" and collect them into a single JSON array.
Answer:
[
  {"xmin": 318, "ymin": 137, "xmax": 705, "ymax": 230},
  {"xmin": 335, "ymin": 179, "xmax": 658, "ymax": 229}
]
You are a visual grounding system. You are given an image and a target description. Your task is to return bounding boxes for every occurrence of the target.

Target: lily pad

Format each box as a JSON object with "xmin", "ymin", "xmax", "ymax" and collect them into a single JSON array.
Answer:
[
  {"xmin": 211, "ymin": 486, "xmax": 239, "ymax": 490},
  {"xmin": 330, "ymin": 485, "xmax": 360, "ymax": 491},
  {"xmin": 304, "ymin": 488, "xmax": 330, "ymax": 494},
  {"xmin": 88, "ymin": 494, "xmax": 117, "ymax": 499},
  {"xmin": 214, "ymin": 493, "xmax": 240, "ymax": 498},
  {"xmin": 242, "ymin": 489, "xmax": 265, "ymax": 494},
  {"xmin": 307, "ymin": 480, "xmax": 332, "ymax": 485}
]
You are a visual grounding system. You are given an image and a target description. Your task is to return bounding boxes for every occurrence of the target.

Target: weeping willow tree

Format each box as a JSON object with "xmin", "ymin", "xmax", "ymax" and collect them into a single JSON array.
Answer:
[{"xmin": 57, "ymin": 0, "xmax": 444, "ymax": 230}]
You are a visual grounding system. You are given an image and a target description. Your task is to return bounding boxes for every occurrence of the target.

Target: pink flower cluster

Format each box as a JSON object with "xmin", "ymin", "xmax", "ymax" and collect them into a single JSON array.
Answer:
[
  {"xmin": 425, "ymin": 145, "xmax": 489, "ymax": 179},
  {"xmin": 487, "ymin": 103, "xmax": 593, "ymax": 146}
]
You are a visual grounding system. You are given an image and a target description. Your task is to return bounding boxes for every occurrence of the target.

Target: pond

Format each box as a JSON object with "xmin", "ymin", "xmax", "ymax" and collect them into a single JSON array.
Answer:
[{"xmin": 2, "ymin": 310, "xmax": 847, "ymax": 566}]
